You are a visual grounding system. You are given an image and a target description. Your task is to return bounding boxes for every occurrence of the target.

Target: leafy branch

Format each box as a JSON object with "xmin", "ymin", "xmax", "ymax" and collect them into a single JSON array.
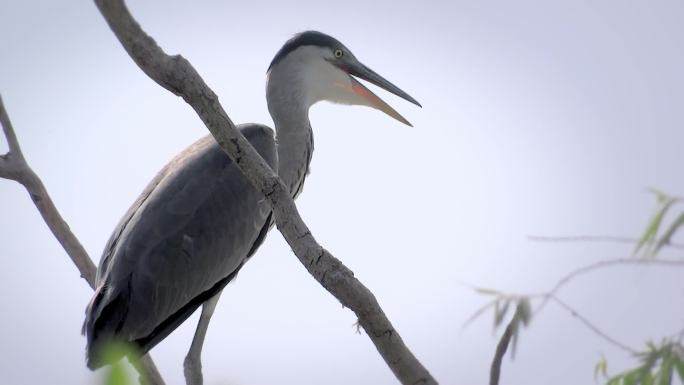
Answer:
[
  {"xmin": 470, "ymin": 189, "xmax": 684, "ymax": 385},
  {"xmin": 634, "ymin": 189, "xmax": 684, "ymax": 257},
  {"xmin": 466, "ymin": 287, "xmax": 639, "ymax": 385},
  {"xmin": 474, "ymin": 292, "xmax": 532, "ymax": 385},
  {"xmin": 603, "ymin": 341, "xmax": 684, "ymax": 385}
]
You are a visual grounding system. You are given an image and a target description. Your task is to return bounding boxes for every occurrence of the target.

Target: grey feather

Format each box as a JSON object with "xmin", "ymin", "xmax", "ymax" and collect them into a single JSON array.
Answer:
[{"xmin": 84, "ymin": 124, "xmax": 277, "ymax": 368}]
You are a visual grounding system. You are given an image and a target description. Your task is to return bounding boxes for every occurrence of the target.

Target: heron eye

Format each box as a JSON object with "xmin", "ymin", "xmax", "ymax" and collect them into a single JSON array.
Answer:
[{"xmin": 334, "ymin": 49, "xmax": 343, "ymax": 58}]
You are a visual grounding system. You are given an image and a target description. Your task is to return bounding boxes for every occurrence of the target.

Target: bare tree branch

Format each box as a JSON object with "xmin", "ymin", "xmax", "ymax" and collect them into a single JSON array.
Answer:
[
  {"xmin": 487, "ymin": 292, "xmax": 639, "ymax": 385},
  {"xmin": 536, "ymin": 257, "xmax": 684, "ymax": 313},
  {"xmin": 0, "ymin": 95, "xmax": 95, "ymax": 285},
  {"xmin": 548, "ymin": 295, "xmax": 638, "ymax": 354},
  {"xmin": 489, "ymin": 317, "xmax": 516, "ymax": 385},
  {"xmin": 92, "ymin": 1, "xmax": 437, "ymax": 384},
  {"xmin": 0, "ymin": 95, "xmax": 165, "ymax": 385},
  {"xmin": 0, "ymin": 96, "xmax": 27, "ymax": 182},
  {"xmin": 527, "ymin": 235, "xmax": 684, "ymax": 250},
  {"xmin": 0, "ymin": 96, "xmax": 23, "ymax": 157}
]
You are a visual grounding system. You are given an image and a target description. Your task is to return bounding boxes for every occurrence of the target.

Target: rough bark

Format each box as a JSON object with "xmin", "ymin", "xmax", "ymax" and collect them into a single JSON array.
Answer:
[
  {"xmin": 93, "ymin": 1, "xmax": 437, "ymax": 384},
  {"xmin": 0, "ymin": 95, "xmax": 165, "ymax": 385}
]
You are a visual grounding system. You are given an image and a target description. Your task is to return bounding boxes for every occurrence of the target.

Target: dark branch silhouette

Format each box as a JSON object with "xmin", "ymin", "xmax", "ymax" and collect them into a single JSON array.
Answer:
[{"xmin": 489, "ymin": 316, "xmax": 516, "ymax": 385}]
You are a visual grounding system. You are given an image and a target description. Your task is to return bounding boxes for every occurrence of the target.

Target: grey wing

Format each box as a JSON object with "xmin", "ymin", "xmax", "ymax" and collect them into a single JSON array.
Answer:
[{"xmin": 84, "ymin": 124, "xmax": 277, "ymax": 368}]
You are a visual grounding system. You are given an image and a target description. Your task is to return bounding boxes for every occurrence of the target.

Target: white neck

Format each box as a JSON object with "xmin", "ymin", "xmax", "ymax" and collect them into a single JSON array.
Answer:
[
  {"xmin": 266, "ymin": 61, "xmax": 314, "ymax": 198},
  {"xmin": 266, "ymin": 45, "xmax": 364, "ymax": 197}
]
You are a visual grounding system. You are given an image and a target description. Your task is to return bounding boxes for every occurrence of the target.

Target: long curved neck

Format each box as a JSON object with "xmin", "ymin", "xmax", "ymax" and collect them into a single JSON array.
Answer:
[{"xmin": 266, "ymin": 69, "xmax": 314, "ymax": 198}]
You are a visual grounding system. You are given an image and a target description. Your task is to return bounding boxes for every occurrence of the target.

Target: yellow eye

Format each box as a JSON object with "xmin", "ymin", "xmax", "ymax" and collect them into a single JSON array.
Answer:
[{"xmin": 334, "ymin": 49, "xmax": 343, "ymax": 58}]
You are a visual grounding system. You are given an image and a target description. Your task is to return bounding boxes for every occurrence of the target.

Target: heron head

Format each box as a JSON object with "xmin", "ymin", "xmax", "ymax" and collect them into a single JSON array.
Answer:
[{"xmin": 267, "ymin": 31, "xmax": 421, "ymax": 126}]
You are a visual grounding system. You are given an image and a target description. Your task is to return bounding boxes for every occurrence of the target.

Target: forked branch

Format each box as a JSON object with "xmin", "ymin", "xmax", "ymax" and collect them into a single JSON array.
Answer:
[
  {"xmin": 93, "ymin": 1, "xmax": 437, "ymax": 384},
  {"xmin": 0, "ymin": 95, "xmax": 165, "ymax": 385},
  {"xmin": 0, "ymin": 95, "xmax": 95, "ymax": 285}
]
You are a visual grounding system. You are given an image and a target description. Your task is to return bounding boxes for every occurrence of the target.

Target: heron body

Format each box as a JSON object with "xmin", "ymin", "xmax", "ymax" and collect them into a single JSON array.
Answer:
[
  {"xmin": 84, "ymin": 31, "xmax": 419, "ymax": 370},
  {"xmin": 84, "ymin": 127, "xmax": 276, "ymax": 367}
]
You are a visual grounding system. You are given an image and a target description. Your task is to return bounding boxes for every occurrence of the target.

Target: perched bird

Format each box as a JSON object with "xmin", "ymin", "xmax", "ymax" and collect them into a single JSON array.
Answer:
[{"xmin": 84, "ymin": 30, "xmax": 420, "ymax": 372}]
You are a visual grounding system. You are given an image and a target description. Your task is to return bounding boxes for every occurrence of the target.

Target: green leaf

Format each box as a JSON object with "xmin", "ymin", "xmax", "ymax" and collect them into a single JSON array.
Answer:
[
  {"xmin": 648, "ymin": 188, "xmax": 671, "ymax": 204},
  {"xmin": 474, "ymin": 287, "xmax": 503, "ymax": 296},
  {"xmin": 98, "ymin": 341, "xmax": 140, "ymax": 385},
  {"xmin": 652, "ymin": 212, "xmax": 684, "ymax": 256},
  {"xmin": 595, "ymin": 356, "xmax": 608, "ymax": 380},
  {"xmin": 462, "ymin": 300, "xmax": 496, "ymax": 329},
  {"xmin": 674, "ymin": 355, "xmax": 684, "ymax": 381},
  {"xmin": 634, "ymin": 196, "xmax": 676, "ymax": 256},
  {"xmin": 644, "ymin": 350, "xmax": 660, "ymax": 368},
  {"xmin": 510, "ymin": 319, "xmax": 520, "ymax": 359},
  {"xmin": 516, "ymin": 298, "xmax": 532, "ymax": 327},
  {"xmin": 501, "ymin": 298, "xmax": 535, "ymax": 361},
  {"xmin": 494, "ymin": 300, "xmax": 510, "ymax": 329},
  {"xmin": 656, "ymin": 352, "xmax": 673, "ymax": 385},
  {"xmin": 642, "ymin": 370, "xmax": 654, "ymax": 385},
  {"xmin": 623, "ymin": 369, "xmax": 640, "ymax": 385},
  {"xmin": 106, "ymin": 363, "xmax": 131, "ymax": 385}
]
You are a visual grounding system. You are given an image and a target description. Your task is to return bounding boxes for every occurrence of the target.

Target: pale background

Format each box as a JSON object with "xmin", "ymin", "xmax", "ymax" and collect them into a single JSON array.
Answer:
[{"xmin": 1, "ymin": 1, "xmax": 683, "ymax": 384}]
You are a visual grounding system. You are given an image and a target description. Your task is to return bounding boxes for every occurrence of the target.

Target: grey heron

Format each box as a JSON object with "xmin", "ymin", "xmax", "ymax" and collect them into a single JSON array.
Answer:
[{"xmin": 83, "ymin": 30, "xmax": 420, "ymax": 380}]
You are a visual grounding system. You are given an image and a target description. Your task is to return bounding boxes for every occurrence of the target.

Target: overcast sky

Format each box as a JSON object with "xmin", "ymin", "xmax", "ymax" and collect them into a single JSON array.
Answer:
[{"xmin": 2, "ymin": 1, "xmax": 684, "ymax": 384}]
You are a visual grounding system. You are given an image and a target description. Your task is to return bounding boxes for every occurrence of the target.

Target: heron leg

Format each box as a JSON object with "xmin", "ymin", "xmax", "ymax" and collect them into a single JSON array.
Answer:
[
  {"xmin": 131, "ymin": 353, "xmax": 165, "ymax": 385},
  {"xmin": 183, "ymin": 290, "xmax": 223, "ymax": 385}
]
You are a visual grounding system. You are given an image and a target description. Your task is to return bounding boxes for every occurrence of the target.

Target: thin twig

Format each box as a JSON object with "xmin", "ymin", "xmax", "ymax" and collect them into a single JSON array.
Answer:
[
  {"xmin": 0, "ymin": 95, "xmax": 165, "ymax": 385},
  {"xmin": 536, "ymin": 257, "xmax": 684, "ymax": 313},
  {"xmin": 489, "ymin": 316, "xmax": 516, "ymax": 385},
  {"xmin": 527, "ymin": 235, "xmax": 684, "ymax": 250},
  {"xmin": 93, "ymin": 1, "xmax": 437, "ymax": 384},
  {"xmin": 549, "ymin": 295, "xmax": 638, "ymax": 354},
  {"xmin": 0, "ymin": 95, "xmax": 23, "ymax": 157},
  {"xmin": 0, "ymin": 95, "xmax": 27, "ymax": 182}
]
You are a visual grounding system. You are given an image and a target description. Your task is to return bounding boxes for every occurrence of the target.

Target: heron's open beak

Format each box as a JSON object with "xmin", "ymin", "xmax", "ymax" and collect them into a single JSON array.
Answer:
[{"xmin": 345, "ymin": 62, "xmax": 421, "ymax": 127}]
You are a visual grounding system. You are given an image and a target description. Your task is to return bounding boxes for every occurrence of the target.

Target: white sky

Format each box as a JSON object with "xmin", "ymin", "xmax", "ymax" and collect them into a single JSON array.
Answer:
[{"xmin": 1, "ymin": 1, "xmax": 684, "ymax": 384}]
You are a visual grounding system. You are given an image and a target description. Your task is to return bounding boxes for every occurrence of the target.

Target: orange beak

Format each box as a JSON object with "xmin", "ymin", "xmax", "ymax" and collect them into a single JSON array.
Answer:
[
  {"xmin": 337, "ymin": 59, "xmax": 421, "ymax": 127},
  {"xmin": 349, "ymin": 77, "xmax": 413, "ymax": 127}
]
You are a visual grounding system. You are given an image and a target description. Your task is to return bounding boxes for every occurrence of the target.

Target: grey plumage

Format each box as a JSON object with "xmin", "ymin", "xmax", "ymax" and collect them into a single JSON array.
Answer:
[
  {"xmin": 83, "ymin": 30, "xmax": 419, "ymax": 373},
  {"xmin": 84, "ymin": 124, "xmax": 276, "ymax": 368}
]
